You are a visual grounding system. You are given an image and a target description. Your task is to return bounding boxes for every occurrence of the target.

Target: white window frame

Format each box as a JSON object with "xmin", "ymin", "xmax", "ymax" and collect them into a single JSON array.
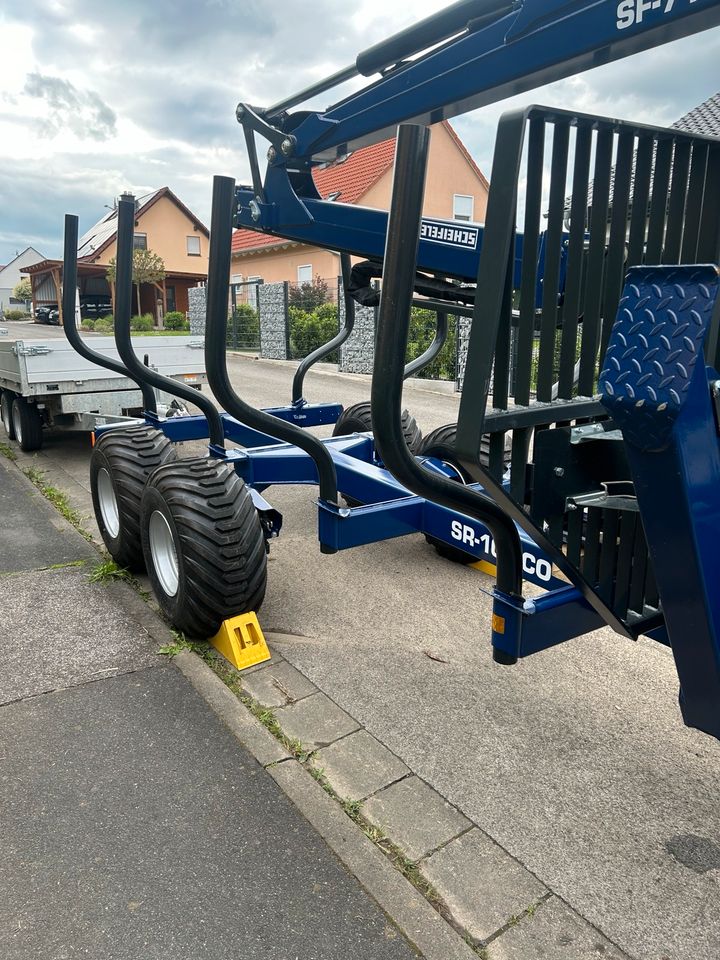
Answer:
[
  {"xmin": 297, "ymin": 264, "xmax": 313, "ymax": 284},
  {"xmin": 247, "ymin": 276, "xmax": 262, "ymax": 310},
  {"xmin": 186, "ymin": 235, "xmax": 201, "ymax": 256},
  {"xmin": 452, "ymin": 194, "xmax": 474, "ymax": 222}
]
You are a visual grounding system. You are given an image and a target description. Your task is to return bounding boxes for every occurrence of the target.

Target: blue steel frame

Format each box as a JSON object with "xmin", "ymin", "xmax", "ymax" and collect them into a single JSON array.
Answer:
[{"xmin": 96, "ymin": 408, "xmax": 573, "ymax": 595}]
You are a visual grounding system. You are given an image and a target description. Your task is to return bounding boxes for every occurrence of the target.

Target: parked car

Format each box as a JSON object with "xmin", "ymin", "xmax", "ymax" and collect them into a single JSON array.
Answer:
[
  {"xmin": 34, "ymin": 296, "xmax": 112, "ymax": 325},
  {"xmin": 80, "ymin": 295, "xmax": 112, "ymax": 320},
  {"xmin": 35, "ymin": 303, "xmax": 58, "ymax": 325}
]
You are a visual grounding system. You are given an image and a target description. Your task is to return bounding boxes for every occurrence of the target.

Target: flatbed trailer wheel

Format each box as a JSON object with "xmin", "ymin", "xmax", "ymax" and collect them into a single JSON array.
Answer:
[
  {"xmin": 333, "ymin": 400, "xmax": 423, "ymax": 506},
  {"xmin": 332, "ymin": 401, "xmax": 422, "ymax": 453},
  {"xmin": 418, "ymin": 423, "xmax": 477, "ymax": 564},
  {"xmin": 140, "ymin": 458, "xmax": 267, "ymax": 638},
  {"xmin": 1, "ymin": 390, "xmax": 16, "ymax": 440},
  {"xmin": 11, "ymin": 396, "xmax": 43, "ymax": 452},
  {"xmin": 90, "ymin": 424, "xmax": 178, "ymax": 571}
]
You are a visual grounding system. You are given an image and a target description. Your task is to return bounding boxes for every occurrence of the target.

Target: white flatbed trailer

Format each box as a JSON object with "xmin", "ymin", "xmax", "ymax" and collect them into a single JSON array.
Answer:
[{"xmin": 0, "ymin": 335, "xmax": 206, "ymax": 450}]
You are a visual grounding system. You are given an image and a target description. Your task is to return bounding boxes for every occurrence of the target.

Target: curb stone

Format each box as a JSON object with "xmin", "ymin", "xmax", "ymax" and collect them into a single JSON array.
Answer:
[{"xmin": 176, "ymin": 651, "xmax": 479, "ymax": 960}]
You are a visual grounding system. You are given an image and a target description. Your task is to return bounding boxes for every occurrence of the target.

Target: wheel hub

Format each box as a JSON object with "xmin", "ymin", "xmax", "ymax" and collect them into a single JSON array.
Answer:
[
  {"xmin": 96, "ymin": 468, "xmax": 120, "ymax": 539},
  {"xmin": 149, "ymin": 510, "xmax": 179, "ymax": 597},
  {"xmin": 1, "ymin": 396, "xmax": 10, "ymax": 435},
  {"xmin": 11, "ymin": 404, "xmax": 22, "ymax": 445}
]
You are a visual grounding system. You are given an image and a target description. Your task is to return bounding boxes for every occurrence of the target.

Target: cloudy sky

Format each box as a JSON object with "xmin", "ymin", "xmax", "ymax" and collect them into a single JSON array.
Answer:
[{"xmin": 1, "ymin": 0, "xmax": 719, "ymax": 265}]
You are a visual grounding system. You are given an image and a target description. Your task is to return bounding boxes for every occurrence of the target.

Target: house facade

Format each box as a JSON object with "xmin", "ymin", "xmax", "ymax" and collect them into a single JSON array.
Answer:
[
  {"xmin": 230, "ymin": 120, "xmax": 489, "ymax": 294},
  {"xmin": 0, "ymin": 247, "xmax": 45, "ymax": 315},
  {"xmin": 23, "ymin": 188, "xmax": 209, "ymax": 325}
]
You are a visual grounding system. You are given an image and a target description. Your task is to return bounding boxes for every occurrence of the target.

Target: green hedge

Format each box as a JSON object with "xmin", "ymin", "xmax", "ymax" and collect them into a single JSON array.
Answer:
[
  {"xmin": 164, "ymin": 310, "xmax": 189, "ymax": 331},
  {"xmin": 405, "ymin": 308, "xmax": 457, "ymax": 381},
  {"xmin": 227, "ymin": 304, "xmax": 259, "ymax": 349},
  {"xmin": 131, "ymin": 314, "xmax": 154, "ymax": 331},
  {"xmin": 94, "ymin": 315, "xmax": 114, "ymax": 333},
  {"xmin": 289, "ymin": 302, "xmax": 339, "ymax": 361}
]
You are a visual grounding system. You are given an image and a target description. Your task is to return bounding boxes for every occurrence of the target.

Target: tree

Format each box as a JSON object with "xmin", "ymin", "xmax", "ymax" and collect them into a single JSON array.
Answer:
[
  {"xmin": 106, "ymin": 249, "xmax": 166, "ymax": 317},
  {"xmin": 288, "ymin": 274, "xmax": 329, "ymax": 312},
  {"xmin": 12, "ymin": 278, "xmax": 32, "ymax": 302}
]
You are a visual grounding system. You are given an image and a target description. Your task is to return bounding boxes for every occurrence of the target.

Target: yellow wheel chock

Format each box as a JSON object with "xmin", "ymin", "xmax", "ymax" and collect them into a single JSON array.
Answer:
[{"xmin": 209, "ymin": 611, "xmax": 271, "ymax": 671}]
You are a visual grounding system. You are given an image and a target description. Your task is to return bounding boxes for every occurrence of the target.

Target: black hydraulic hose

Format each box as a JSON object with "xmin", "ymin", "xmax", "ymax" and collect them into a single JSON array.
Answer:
[
  {"xmin": 356, "ymin": 0, "xmax": 513, "ymax": 76},
  {"xmin": 111, "ymin": 199, "xmax": 225, "ymax": 448},
  {"xmin": 268, "ymin": 0, "xmax": 512, "ymax": 116},
  {"xmin": 291, "ymin": 253, "xmax": 356, "ymax": 405},
  {"xmin": 370, "ymin": 124, "xmax": 524, "ymax": 599},
  {"xmin": 267, "ymin": 64, "xmax": 359, "ymax": 119},
  {"xmin": 204, "ymin": 176, "xmax": 339, "ymax": 511},
  {"xmin": 61, "ymin": 214, "xmax": 157, "ymax": 414}
]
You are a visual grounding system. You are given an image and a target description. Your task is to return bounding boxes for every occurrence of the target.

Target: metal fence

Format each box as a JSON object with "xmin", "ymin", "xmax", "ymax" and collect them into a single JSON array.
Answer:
[
  {"xmin": 287, "ymin": 276, "xmax": 341, "ymax": 361},
  {"xmin": 228, "ymin": 279, "xmax": 262, "ymax": 350}
]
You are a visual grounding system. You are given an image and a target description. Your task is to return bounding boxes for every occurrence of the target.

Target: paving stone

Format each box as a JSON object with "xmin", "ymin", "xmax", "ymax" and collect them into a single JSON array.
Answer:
[
  {"xmin": 240, "ymin": 659, "xmax": 318, "ymax": 708},
  {"xmin": 421, "ymin": 828, "xmax": 549, "ymax": 943},
  {"xmin": 311, "ymin": 730, "xmax": 410, "ymax": 801},
  {"xmin": 487, "ymin": 895, "xmax": 631, "ymax": 959},
  {"xmin": 236, "ymin": 645, "xmax": 285, "ymax": 674},
  {"xmin": 362, "ymin": 776, "xmax": 471, "ymax": 862},
  {"xmin": 274, "ymin": 692, "xmax": 360, "ymax": 749}
]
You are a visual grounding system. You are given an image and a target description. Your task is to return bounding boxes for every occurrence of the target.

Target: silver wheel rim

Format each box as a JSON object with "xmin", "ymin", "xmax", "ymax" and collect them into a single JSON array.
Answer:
[
  {"xmin": 11, "ymin": 403, "xmax": 22, "ymax": 445},
  {"xmin": 97, "ymin": 468, "xmax": 120, "ymax": 539},
  {"xmin": 149, "ymin": 510, "xmax": 179, "ymax": 597},
  {"xmin": 1, "ymin": 397, "xmax": 10, "ymax": 435}
]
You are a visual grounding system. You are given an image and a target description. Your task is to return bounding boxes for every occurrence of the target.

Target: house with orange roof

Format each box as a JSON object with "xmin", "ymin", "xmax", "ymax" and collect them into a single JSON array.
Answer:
[
  {"xmin": 24, "ymin": 187, "xmax": 209, "ymax": 325},
  {"xmin": 230, "ymin": 121, "xmax": 488, "ymax": 291}
]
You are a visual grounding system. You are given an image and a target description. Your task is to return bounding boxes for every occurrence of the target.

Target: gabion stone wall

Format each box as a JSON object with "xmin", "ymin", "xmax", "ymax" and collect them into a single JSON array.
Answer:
[
  {"xmin": 454, "ymin": 315, "xmax": 472, "ymax": 392},
  {"xmin": 258, "ymin": 282, "xmax": 289, "ymax": 360},
  {"xmin": 188, "ymin": 286, "xmax": 206, "ymax": 336},
  {"xmin": 339, "ymin": 292, "xmax": 376, "ymax": 375},
  {"xmin": 455, "ymin": 317, "xmax": 518, "ymax": 397}
]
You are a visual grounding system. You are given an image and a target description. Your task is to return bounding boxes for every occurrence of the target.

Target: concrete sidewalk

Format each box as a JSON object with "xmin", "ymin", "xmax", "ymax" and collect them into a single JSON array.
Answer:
[{"xmin": 0, "ymin": 456, "xmax": 454, "ymax": 960}]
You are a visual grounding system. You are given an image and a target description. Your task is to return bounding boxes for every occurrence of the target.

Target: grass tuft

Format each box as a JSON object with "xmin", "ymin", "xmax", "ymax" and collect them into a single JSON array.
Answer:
[
  {"xmin": 23, "ymin": 467, "xmax": 92, "ymax": 541},
  {"xmin": 0, "ymin": 441, "xmax": 17, "ymax": 461},
  {"xmin": 157, "ymin": 630, "xmax": 204, "ymax": 658},
  {"xmin": 88, "ymin": 559, "xmax": 134, "ymax": 584}
]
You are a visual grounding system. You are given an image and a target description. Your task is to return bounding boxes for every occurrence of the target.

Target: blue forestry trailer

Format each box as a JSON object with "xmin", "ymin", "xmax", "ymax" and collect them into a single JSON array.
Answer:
[{"xmin": 60, "ymin": 0, "xmax": 720, "ymax": 740}]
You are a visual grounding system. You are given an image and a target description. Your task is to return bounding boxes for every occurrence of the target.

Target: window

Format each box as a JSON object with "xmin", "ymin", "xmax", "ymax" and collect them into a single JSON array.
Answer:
[
  {"xmin": 247, "ymin": 276, "xmax": 261, "ymax": 311},
  {"xmin": 133, "ymin": 233, "xmax": 147, "ymax": 250},
  {"xmin": 186, "ymin": 235, "xmax": 201, "ymax": 256},
  {"xmin": 166, "ymin": 285, "xmax": 176, "ymax": 313},
  {"xmin": 297, "ymin": 264, "xmax": 312, "ymax": 284},
  {"xmin": 453, "ymin": 195, "xmax": 474, "ymax": 222}
]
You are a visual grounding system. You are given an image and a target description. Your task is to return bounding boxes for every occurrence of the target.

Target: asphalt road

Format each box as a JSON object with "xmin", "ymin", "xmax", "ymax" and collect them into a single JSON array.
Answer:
[{"xmin": 4, "ymin": 330, "xmax": 720, "ymax": 960}]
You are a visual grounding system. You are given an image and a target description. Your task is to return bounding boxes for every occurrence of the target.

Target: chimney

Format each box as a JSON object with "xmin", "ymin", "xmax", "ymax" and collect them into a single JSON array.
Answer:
[{"xmin": 119, "ymin": 191, "xmax": 139, "ymax": 211}]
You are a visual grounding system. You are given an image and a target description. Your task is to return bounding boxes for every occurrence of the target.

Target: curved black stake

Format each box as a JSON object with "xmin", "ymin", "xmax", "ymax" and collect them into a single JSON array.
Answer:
[
  {"xmin": 112, "ymin": 198, "xmax": 225, "ymax": 449},
  {"xmin": 61, "ymin": 214, "xmax": 157, "ymax": 414},
  {"xmin": 291, "ymin": 252, "xmax": 356, "ymax": 405},
  {"xmin": 204, "ymin": 176, "xmax": 339, "ymax": 518},
  {"xmin": 370, "ymin": 124, "xmax": 524, "ymax": 602}
]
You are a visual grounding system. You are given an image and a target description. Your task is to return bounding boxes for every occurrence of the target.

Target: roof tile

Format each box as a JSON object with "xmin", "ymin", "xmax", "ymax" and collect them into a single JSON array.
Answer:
[{"xmin": 672, "ymin": 90, "xmax": 720, "ymax": 138}]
